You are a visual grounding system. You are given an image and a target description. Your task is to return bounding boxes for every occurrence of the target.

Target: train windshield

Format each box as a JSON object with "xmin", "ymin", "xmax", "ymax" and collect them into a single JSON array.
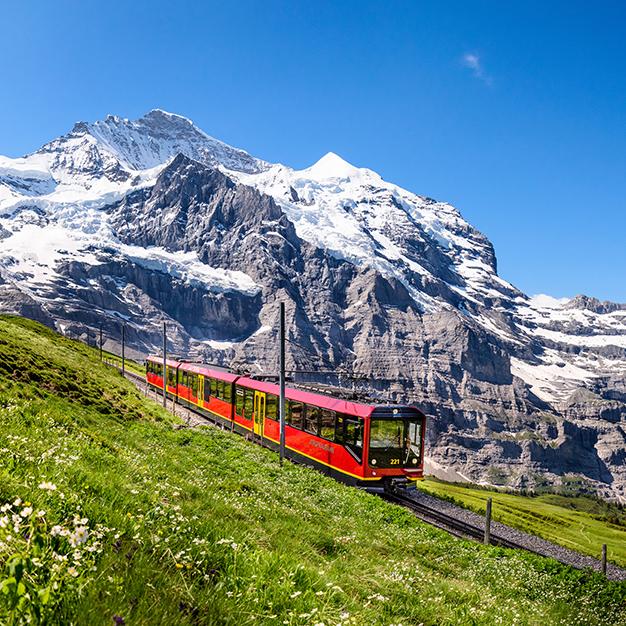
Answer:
[{"xmin": 368, "ymin": 418, "xmax": 422, "ymax": 468}]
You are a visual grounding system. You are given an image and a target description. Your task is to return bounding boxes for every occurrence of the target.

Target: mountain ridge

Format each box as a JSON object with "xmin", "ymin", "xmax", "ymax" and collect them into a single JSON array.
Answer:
[{"xmin": 1, "ymin": 110, "xmax": 625, "ymax": 500}]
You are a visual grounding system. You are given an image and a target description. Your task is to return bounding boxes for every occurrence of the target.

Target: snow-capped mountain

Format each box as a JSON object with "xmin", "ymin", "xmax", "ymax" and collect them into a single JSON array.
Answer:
[{"xmin": 1, "ymin": 110, "xmax": 625, "ymax": 500}]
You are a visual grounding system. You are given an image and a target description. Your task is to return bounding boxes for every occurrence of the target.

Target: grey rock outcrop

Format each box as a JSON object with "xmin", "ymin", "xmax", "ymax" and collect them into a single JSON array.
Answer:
[{"xmin": 1, "ymin": 110, "xmax": 625, "ymax": 501}]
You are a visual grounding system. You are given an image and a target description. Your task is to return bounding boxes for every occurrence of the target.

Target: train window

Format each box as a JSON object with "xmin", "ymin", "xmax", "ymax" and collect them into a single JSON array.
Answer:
[
  {"xmin": 336, "ymin": 414, "xmax": 362, "ymax": 462},
  {"xmin": 320, "ymin": 409, "xmax": 335, "ymax": 441},
  {"xmin": 288, "ymin": 401, "xmax": 303, "ymax": 429},
  {"xmin": 266, "ymin": 394, "xmax": 278, "ymax": 420},
  {"xmin": 304, "ymin": 405, "xmax": 320, "ymax": 435},
  {"xmin": 368, "ymin": 418, "xmax": 422, "ymax": 468},
  {"xmin": 235, "ymin": 386, "xmax": 244, "ymax": 415},
  {"xmin": 203, "ymin": 377, "xmax": 211, "ymax": 402},
  {"xmin": 167, "ymin": 367, "xmax": 176, "ymax": 388},
  {"xmin": 345, "ymin": 419, "xmax": 363, "ymax": 460},
  {"xmin": 191, "ymin": 374, "xmax": 198, "ymax": 398},
  {"xmin": 224, "ymin": 383, "xmax": 232, "ymax": 404},
  {"xmin": 244, "ymin": 388, "xmax": 254, "ymax": 419},
  {"xmin": 217, "ymin": 380, "xmax": 225, "ymax": 400},
  {"xmin": 210, "ymin": 378, "xmax": 217, "ymax": 396}
]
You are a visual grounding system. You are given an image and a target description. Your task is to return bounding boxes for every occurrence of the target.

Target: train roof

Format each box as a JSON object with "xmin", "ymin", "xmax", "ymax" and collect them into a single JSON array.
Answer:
[
  {"xmin": 178, "ymin": 361, "xmax": 239, "ymax": 383},
  {"xmin": 145, "ymin": 357, "xmax": 422, "ymax": 420},
  {"xmin": 147, "ymin": 355, "xmax": 181, "ymax": 368},
  {"xmin": 146, "ymin": 355, "xmax": 239, "ymax": 383},
  {"xmin": 235, "ymin": 376, "xmax": 375, "ymax": 419}
]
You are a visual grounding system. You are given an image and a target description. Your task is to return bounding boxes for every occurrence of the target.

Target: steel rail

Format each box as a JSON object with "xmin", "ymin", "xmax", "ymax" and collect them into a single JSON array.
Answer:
[
  {"xmin": 382, "ymin": 491, "xmax": 534, "ymax": 551},
  {"xmin": 110, "ymin": 362, "xmax": 626, "ymax": 580}
]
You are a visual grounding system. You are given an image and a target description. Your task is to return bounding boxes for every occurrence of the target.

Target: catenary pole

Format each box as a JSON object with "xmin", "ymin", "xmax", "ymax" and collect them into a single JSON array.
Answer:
[
  {"xmin": 99, "ymin": 324, "xmax": 103, "ymax": 361},
  {"xmin": 279, "ymin": 302, "xmax": 286, "ymax": 465},
  {"xmin": 162, "ymin": 321, "xmax": 167, "ymax": 408},
  {"xmin": 121, "ymin": 323, "xmax": 126, "ymax": 377}
]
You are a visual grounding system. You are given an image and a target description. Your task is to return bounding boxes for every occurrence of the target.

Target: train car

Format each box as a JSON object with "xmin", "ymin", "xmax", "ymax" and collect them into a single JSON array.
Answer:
[
  {"xmin": 145, "ymin": 356, "xmax": 426, "ymax": 490},
  {"xmin": 145, "ymin": 356, "xmax": 182, "ymax": 398}
]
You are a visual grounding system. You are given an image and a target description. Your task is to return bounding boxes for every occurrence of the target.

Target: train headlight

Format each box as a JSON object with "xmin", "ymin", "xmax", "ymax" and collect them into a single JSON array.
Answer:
[
  {"xmin": 412, "ymin": 458, "xmax": 418, "ymax": 465},
  {"xmin": 371, "ymin": 458, "xmax": 377, "ymax": 465}
]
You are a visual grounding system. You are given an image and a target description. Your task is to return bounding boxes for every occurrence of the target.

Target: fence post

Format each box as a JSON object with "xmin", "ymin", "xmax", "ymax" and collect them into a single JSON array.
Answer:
[
  {"xmin": 602, "ymin": 544, "xmax": 607, "ymax": 575},
  {"xmin": 484, "ymin": 497, "xmax": 492, "ymax": 545}
]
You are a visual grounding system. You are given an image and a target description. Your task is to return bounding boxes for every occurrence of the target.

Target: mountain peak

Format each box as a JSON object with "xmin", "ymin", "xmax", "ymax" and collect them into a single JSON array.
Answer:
[
  {"xmin": 141, "ymin": 109, "xmax": 194, "ymax": 125},
  {"xmin": 304, "ymin": 151, "xmax": 361, "ymax": 180}
]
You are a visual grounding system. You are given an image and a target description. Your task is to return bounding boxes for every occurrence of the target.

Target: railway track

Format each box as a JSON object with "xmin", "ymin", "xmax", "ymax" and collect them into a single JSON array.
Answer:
[
  {"xmin": 381, "ymin": 490, "xmax": 526, "ymax": 550},
  {"xmin": 124, "ymin": 363, "xmax": 523, "ymax": 549},
  {"xmin": 112, "ymin": 362, "xmax": 626, "ymax": 580}
]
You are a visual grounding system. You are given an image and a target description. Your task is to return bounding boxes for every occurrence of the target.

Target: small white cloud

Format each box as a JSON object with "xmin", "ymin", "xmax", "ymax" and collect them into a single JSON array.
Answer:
[{"xmin": 461, "ymin": 52, "xmax": 492, "ymax": 86}]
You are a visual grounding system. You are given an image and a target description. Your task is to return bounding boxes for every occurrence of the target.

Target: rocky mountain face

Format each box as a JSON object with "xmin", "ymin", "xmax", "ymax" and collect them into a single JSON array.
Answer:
[{"xmin": 1, "ymin": 110, "xmax": 625, "ymax": 500}]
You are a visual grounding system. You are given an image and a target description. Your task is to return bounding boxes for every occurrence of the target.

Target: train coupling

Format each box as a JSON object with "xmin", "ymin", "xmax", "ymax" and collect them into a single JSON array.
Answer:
[{"xmin": 383, "ymin": 477, "xmax": 416, "ymax": 495}]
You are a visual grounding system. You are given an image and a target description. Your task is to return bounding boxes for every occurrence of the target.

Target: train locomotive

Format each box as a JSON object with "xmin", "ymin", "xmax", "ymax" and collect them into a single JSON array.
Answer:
[{"xmin": 146, "ymin": 356, "xmax": 426, "ymax": 490}]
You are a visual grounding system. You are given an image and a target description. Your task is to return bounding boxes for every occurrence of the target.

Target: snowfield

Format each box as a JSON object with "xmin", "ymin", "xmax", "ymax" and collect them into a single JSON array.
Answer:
[{"xmin": 0, "ymin": 109, "xmax": 624, "ymax": 405}]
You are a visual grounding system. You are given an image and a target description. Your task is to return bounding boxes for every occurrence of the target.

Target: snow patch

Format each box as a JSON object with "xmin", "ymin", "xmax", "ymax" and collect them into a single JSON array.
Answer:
[
  {"xmin": 119, "ymin": 244, "xmax": 260, "ymax": 295},
  {"xmin": 303, "ymin": 152, "xmax": 361, "ymax": 180},
  {"xmin": 529, "ymin": 294, "xmax": 572, "ymax": 309}
]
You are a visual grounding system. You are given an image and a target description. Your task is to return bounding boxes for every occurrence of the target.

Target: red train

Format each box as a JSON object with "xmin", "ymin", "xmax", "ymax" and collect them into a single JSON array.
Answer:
[{"xmin": 146, "ymin": 356, "xmax": 426, "ymax": 490}]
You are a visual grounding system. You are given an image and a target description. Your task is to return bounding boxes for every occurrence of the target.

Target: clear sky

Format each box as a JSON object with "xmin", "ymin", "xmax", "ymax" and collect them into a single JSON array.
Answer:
[{"xmin": 2, "ymin": 1, "xmax": 625, "ymax": 301}]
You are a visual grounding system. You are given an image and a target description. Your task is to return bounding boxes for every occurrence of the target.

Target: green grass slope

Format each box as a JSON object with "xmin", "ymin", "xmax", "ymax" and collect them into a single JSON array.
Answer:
[
  {"xmin": 0, "ymin": 314, "xmax": 625, "ymax": 626},
  {"xmin": 418, "ymin": 478, "xmax": 626, "ymax": 567}
]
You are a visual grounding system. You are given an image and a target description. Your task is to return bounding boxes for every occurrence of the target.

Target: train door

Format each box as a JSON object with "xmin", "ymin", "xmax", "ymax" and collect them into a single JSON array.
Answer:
[
  {"xmin": 198, "ymin": 376, "xmax": 204, "ymax": 407},
  {"xmin": 253, "ymin": 391, "xmax": 266, "ymax": 436}
]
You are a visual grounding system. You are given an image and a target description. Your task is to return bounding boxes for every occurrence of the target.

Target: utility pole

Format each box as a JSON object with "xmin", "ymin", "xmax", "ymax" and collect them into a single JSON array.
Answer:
[
  {"xmin": 162, "ymin": 321, "xmax": 167, "ymax": 408},
  {"xmin": 279, "ymin": 302, "xmax": 286, "ymax": 465},
  {"xmin": 121, "ymin": 323, "xmax": 126, "ymax": 377},
  {"xmin": 601, "ymin": 544, "xmax": 607, "ymax": 575},
  {"xmin": 99, "ymin": 324, "xmax": 103, "ymax": 361}
]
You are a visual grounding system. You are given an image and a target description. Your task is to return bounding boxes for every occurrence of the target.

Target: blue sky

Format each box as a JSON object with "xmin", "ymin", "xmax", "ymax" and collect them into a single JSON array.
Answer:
[{"xmin": 2, "ymin": 1, "xmax": 625, "ymax": 301}]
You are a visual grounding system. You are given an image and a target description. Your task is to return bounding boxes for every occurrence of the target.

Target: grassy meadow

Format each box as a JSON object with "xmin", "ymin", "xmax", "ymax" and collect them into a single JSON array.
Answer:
[
  {"xmin": 418, "ymin": 478, "xmax": 626, "ymax": 568},
  {"xmin": 101, "ymin": 350, "xmax": 145, "ymax": 376},
  {"xmin": 0, "ymin": 314, "xmax": 625, "ymax": 625}
]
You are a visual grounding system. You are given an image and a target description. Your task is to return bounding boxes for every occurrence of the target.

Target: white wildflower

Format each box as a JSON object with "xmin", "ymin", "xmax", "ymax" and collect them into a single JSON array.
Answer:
[
  {"xmin": 69, "ymin": 526, "xmax": 89, "ymax": 547},
  {"xmin": 38, "ymin": 482, "xmax": 57, "ymax": 491},
  {"xmin": 20, "ymin": 507, "xmax": 33, "ymax": 518}
]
